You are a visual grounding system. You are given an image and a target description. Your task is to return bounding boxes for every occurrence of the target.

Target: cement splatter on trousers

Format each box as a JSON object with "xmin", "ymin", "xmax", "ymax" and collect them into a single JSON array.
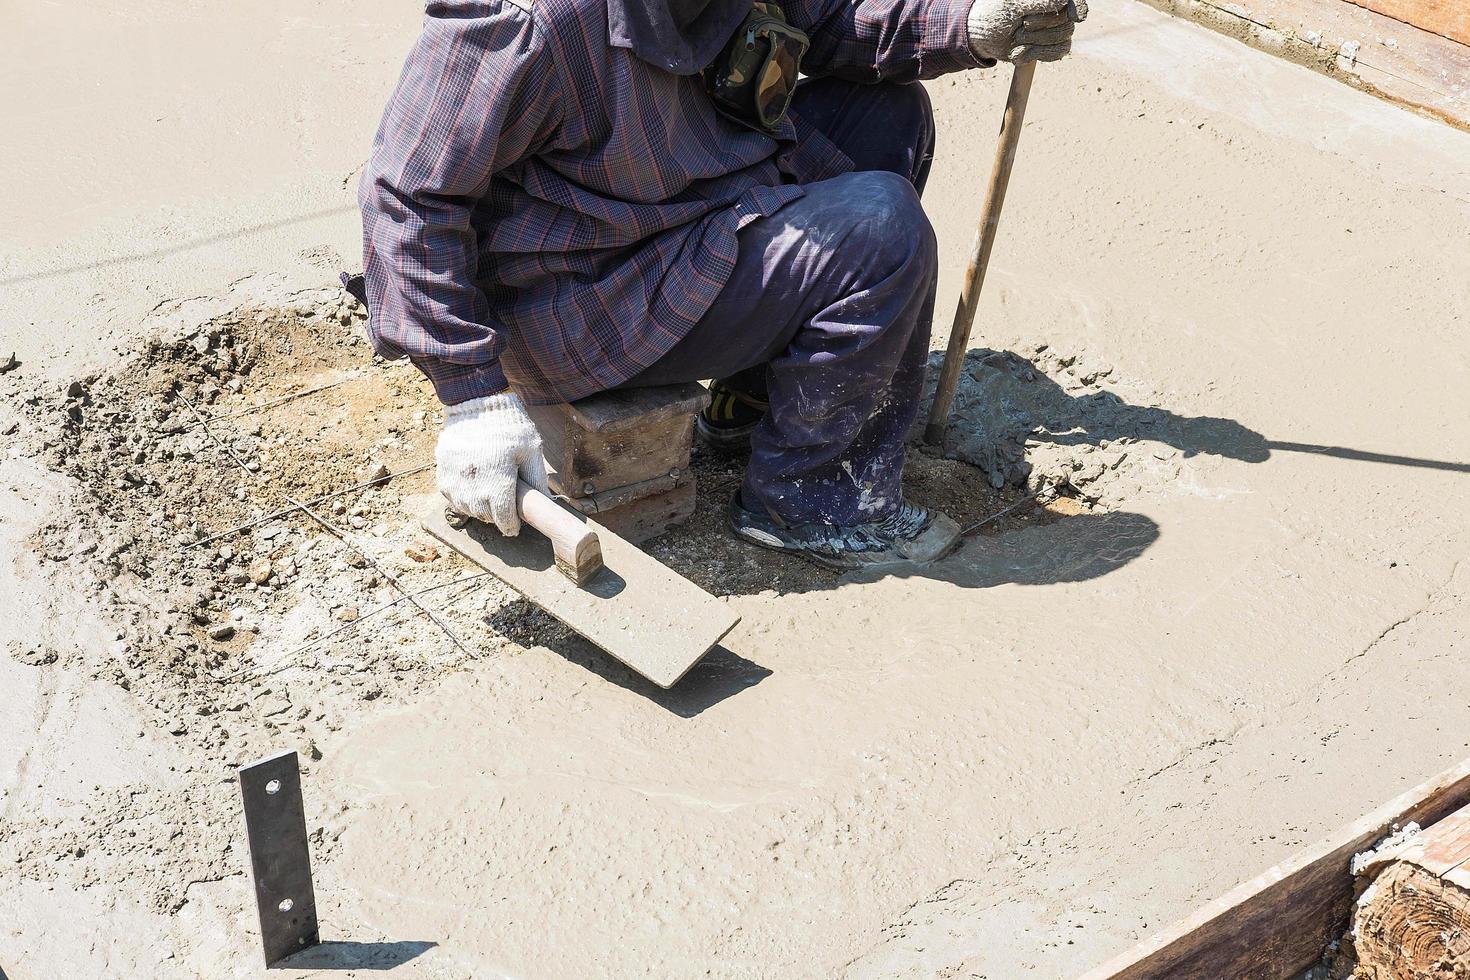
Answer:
[{"xmin": 620, "ymin": 76, "xmax": 939, "ymax": 526}]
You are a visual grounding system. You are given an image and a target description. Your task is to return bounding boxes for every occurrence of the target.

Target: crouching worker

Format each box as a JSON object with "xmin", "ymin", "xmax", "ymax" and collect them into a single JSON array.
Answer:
[{"xmin": 359, "ymin": 0, "xmax": 1085, "ymax": 568}]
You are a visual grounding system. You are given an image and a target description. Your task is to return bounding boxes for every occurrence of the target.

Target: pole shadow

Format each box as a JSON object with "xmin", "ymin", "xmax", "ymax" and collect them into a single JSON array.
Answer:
[{"xmin": 925, "ymin": 347, "xmax": 1470, "ymax": 487}]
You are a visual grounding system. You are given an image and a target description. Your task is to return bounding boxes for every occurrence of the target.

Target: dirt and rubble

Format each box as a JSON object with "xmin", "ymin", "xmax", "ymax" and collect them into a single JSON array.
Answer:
[{"xmin": 0, "ymin": 293, "xmax": 475, "ymax": 917}]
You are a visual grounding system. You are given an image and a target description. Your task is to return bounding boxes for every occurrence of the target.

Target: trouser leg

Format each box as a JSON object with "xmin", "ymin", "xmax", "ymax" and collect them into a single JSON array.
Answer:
[
  {"xmin": 748, "ymin": 226, "xmax": 935, "ymax": 525},
  {"xmin": 714, "ymin": 78, "xmax": 937, "ymax": 406},
  {"xmin": 621, "ymin": 169, "xmax": 939, "ymax": 526},
  {"xmin": 620, "ymin": 80, "xmax": 940, "ymax": 526}
]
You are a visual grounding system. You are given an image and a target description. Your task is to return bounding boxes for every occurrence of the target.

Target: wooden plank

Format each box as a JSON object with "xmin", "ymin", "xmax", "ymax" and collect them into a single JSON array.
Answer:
[
  {"xmin": 417, "ymin": 495, "xmax": 737, "ymax": 689},
  {"xmin": 564, "ymin": 382, "xmax": 708, "ymax": 433},
  {"xmin": 1080, "ymin": 757, "xmax": 1470, "ymax": 980},
  {"xmin": 544, "ymin": 413, "xmax": 697, "ymax": 497},
  {"xmin": 1352, "ymin": 861, "xmax": 1470, "ymax": 977},
  {"xmin": 1346, "ymin": 801, "xmax": 1470, "ymax": 976},
  {"xmin": 1410, "ymin": 804, "xmax": 1470, "ymax": 875},
  {"xmin": 573, "ymin": 480, "xmax": 698, "ymax": 544},
  {"xmin": 562, "ymin": 472, "xmax": 686, "ymax": 514},
  {"xmin": 526, "ymin": 383, "xmax": 707, "ymax": 498},
  {"xmin": 1341, "ymin": 0, "xmax": 1470, "ymax": 46},
  {"xmin": 1355, "ymin": 800, "xmax": 1470, "ymax": 878},
  {"xmin": 1139, "ymin": 0, "xmax": 1470, "ymax": 132},
  {"xmin": 1445, "ymin": 863, "xmax": 1470, "ymax": 893}
]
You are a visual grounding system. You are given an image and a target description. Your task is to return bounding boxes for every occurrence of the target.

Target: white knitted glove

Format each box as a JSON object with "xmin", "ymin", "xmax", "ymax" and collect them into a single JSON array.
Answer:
[
  {"xmin": 436, "ymin": 392, "xmax": 549, "ymax": 537},
  {"xmin": 968, "ymin": 0, "xmax": 1087, "ymax": 64}
]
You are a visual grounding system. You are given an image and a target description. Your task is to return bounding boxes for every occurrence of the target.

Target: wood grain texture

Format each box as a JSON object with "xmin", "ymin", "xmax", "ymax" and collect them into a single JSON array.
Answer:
[
  {"xmin": 561, "ymin": 472, "xmax": 687, "ymax": 514},
  {"xmin": 924, "ymin": 61, "xmax": 1036, "ymax": 445},
  {"xmin": 1356, "ymin": 802, "xmax": 1470, "ymax": 879},
  {"xmin": 418, "ymin": 495, "xmax": 737, "ymax": 689},
  {"xmin": 515, "ymin": 481, "xmax": 603, "ymax": 584},
  {"xmin": 527, "ymin": 383, "xmax": 707, "ymax": 497},
  {"xmin": 569, "ymin": 481, "xmax": 697, "ymax": 544},
  {"xmin": 1353, "ymin": 861, "xmax": 1470, "ymax": 978},
  {"xmin": 1137, "ymin": 0, "xmax": 1470, "ymax": 132},
  {"xmin": 1349, "ymin": 799, "xmax": 1470, "ymax": 978},
  {"xmin": 562, "ymin": 382, "xmax": 708, "ymax": 433},
  {"xmin": 1341, "ymin": 0, "xmax": 1470, "ymax": 45},
  {"xmin": 1079, "ymin": 758, "xmax": 1470, "ymax": 980}
]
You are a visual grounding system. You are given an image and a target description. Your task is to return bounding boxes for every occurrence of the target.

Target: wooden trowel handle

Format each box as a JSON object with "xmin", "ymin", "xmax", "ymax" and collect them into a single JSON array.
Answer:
[{"xmin": 516, "ymin": 480, "xmax": 604, "ymax": 586}]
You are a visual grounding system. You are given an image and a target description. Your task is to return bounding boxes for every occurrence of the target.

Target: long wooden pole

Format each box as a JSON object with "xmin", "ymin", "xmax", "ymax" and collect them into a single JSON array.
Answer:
[{"xmin": 923, "ymin": 60, "xmax": 1037, "ymax": 445}]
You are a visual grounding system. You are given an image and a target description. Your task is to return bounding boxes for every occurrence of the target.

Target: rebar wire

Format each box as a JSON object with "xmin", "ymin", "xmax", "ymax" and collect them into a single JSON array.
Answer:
[
  {"xmin": 211, "ymin": 572, "xmax": 492, "ymax": 682},
  {"xmin": 286, "ymin": 495, "xmax": 475, "ymax": 659},
  {"xmin": 162, "ymin": 373, "xmax": 363, "ymax": 432},
  {"xmin": 959, "ymin": 487, "xmax": 1058, "ymax": 537},
  {"xmin": 176, "ymin": 382, "xmax": 472, "ymax": 672},
  {"xmin": 174, "ymin": 390, "xmax": 258, "ymax": 474},
  {"xmin": 186, "ymin": 462, "xmax": 432, "ymax": 549}
]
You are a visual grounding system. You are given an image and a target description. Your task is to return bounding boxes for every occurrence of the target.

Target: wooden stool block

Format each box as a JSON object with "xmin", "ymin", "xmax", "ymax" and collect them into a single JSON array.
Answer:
[
  {"xmin": 525, "ymin": 382, "xmax": 709, "ymax": 542},
  {"xmin": 526, "ymin": 382, "xmax": 709, "ymax": 499},
  {"xmin": 571, "ymin": 479, "xmax": 697, "ymax": 544}
]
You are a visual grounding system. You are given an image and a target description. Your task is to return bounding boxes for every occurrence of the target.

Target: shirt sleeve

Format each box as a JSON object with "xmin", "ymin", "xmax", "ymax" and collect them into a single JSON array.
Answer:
[
  {"xmin": 358, "ymin": 0, "xmax": 562, "ymax": 405},
  {"xmin": 781, "ymin": 0, "xmax": 994, "ymax": 83}
]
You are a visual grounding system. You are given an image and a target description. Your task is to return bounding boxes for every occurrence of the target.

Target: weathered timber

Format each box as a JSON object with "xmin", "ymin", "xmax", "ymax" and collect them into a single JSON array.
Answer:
[
  {"xmin": 1351, "ymin": 799, "xmax": 1470, "ymax": 978},
  {"xmin": 1342, "ymin": 0, "xmax": 1470, "ymax": 45},
  {"xmin": 1353, "ymin": 862, "xmax": 1470, "ymax": 978},
  {"xmin": 559, "ymin": 472, "xmax": 686, "ymax": 514},
  {"xmin": 526, "ymin": 382, "xmax": 708, "ymax": 498},
  {"xmin": 509, "ymin": 481, "xmax": 603, "ymax": 585},
  {"xmin": 564, "ymin": 480, "xmax": 697, "ymax": 544},
  {"xmin": 1080, "ymin": 757, "xmax": 1470, "ymax": 980},
  {"xmin": 1138, "ymin": 0, "xmax": 1470, "ymax": 132}
]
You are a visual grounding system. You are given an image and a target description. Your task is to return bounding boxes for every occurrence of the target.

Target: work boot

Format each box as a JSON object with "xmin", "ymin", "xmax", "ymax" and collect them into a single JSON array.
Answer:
[
  {"xmin": 728, "ymin": 493, "xmax": 961, "ymax": 570},
  {"xmin": 697, "ymin": 377, "xmax": 767, "ymax": 452}
]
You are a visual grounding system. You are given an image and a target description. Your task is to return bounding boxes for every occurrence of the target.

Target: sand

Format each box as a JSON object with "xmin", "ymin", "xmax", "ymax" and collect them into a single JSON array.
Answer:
[{"xmin": 3, "ymin": 1, "xmax": 1470, "ymax": 977}]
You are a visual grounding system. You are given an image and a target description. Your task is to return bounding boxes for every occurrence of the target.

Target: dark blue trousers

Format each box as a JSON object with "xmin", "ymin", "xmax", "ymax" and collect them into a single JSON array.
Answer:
[{"xmin": 621, "ymin": 77, "xmax": 939, "ymax": 526}]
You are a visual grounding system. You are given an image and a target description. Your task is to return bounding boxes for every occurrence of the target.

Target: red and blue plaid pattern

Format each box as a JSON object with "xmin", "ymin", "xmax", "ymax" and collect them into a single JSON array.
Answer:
[{"xmin": 359, "ymin": 0, "xmax": 983, "ymax": 405}]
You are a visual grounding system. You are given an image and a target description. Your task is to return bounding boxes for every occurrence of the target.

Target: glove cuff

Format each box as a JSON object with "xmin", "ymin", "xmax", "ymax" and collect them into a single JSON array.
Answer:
[
  {"xmin": 444, "ymin": 391, "xmax": 526, "ymax": 423},
  {"xmin": 968, "ymin": 0, "xmax": 1014, "ymax": 60}
]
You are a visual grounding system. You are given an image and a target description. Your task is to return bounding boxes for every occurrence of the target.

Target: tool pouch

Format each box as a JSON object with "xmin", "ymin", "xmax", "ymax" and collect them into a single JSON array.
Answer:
[{"xmin": 704, "ymin": 2, "xmax": 809, "ymax": 132}]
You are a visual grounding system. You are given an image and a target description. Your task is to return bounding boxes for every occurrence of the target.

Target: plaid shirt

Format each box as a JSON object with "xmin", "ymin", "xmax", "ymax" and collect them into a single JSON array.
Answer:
[{"xmin": 360, "ymin": 0, "xmax": 985, "ymax": 405}]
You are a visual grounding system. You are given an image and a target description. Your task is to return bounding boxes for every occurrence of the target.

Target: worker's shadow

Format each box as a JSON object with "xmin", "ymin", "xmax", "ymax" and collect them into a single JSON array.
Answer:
[
  {"xmin": 662, "ymin": 346, "xmax": 1274, "ymax": 600},
  {"xmin": 840, "ymin": 346, "xmax": 1267, "ymax": 589},
  {"xmin": 925, "ymin": 347, "xmax": 1470, "ymax": 483},
  {"xmin": 532, "ymin": 347, "xmax": 1467, "ymax": 700},
  {"xmin": 859, "ymin": 508, "xmax": 1159, "ymax": 590}
]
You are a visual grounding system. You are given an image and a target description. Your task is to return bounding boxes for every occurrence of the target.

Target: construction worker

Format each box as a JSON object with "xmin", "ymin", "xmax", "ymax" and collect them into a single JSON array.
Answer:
[{"xmin": 359, "ymin": 0, "xmax": 1085, "ymax": 568}]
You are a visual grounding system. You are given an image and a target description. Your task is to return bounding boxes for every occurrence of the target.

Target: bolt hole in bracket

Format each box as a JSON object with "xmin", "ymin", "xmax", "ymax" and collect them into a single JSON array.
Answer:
[{"xmin": 239, "ymin": 750, "xmax": 320, "ymax": 965}]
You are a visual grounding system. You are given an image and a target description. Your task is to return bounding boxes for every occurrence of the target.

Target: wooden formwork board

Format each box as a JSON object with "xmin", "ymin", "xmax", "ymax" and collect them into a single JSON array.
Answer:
[
  {"xmin": 1342, "ymin": 0, "xmax": 1469, "ymax": 46},
  {"xmin": 1080, "ymin": 757, "xmax": 1470, "ymax": 980},
  {"xmin": 1139, "ymin": 0, "xmax": 1470, "ymax": 132}
]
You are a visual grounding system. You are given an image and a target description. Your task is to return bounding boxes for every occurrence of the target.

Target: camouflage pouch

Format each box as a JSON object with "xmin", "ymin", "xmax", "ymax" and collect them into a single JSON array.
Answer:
[{"xmin": 704, "ymin": 2, "xmax": 809, "ymax": 132}]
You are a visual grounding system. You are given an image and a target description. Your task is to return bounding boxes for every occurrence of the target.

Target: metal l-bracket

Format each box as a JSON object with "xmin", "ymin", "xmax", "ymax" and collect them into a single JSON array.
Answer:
[{"xmin": 239, "ymin": 750, "xmax": 320, "ymax": 965}]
